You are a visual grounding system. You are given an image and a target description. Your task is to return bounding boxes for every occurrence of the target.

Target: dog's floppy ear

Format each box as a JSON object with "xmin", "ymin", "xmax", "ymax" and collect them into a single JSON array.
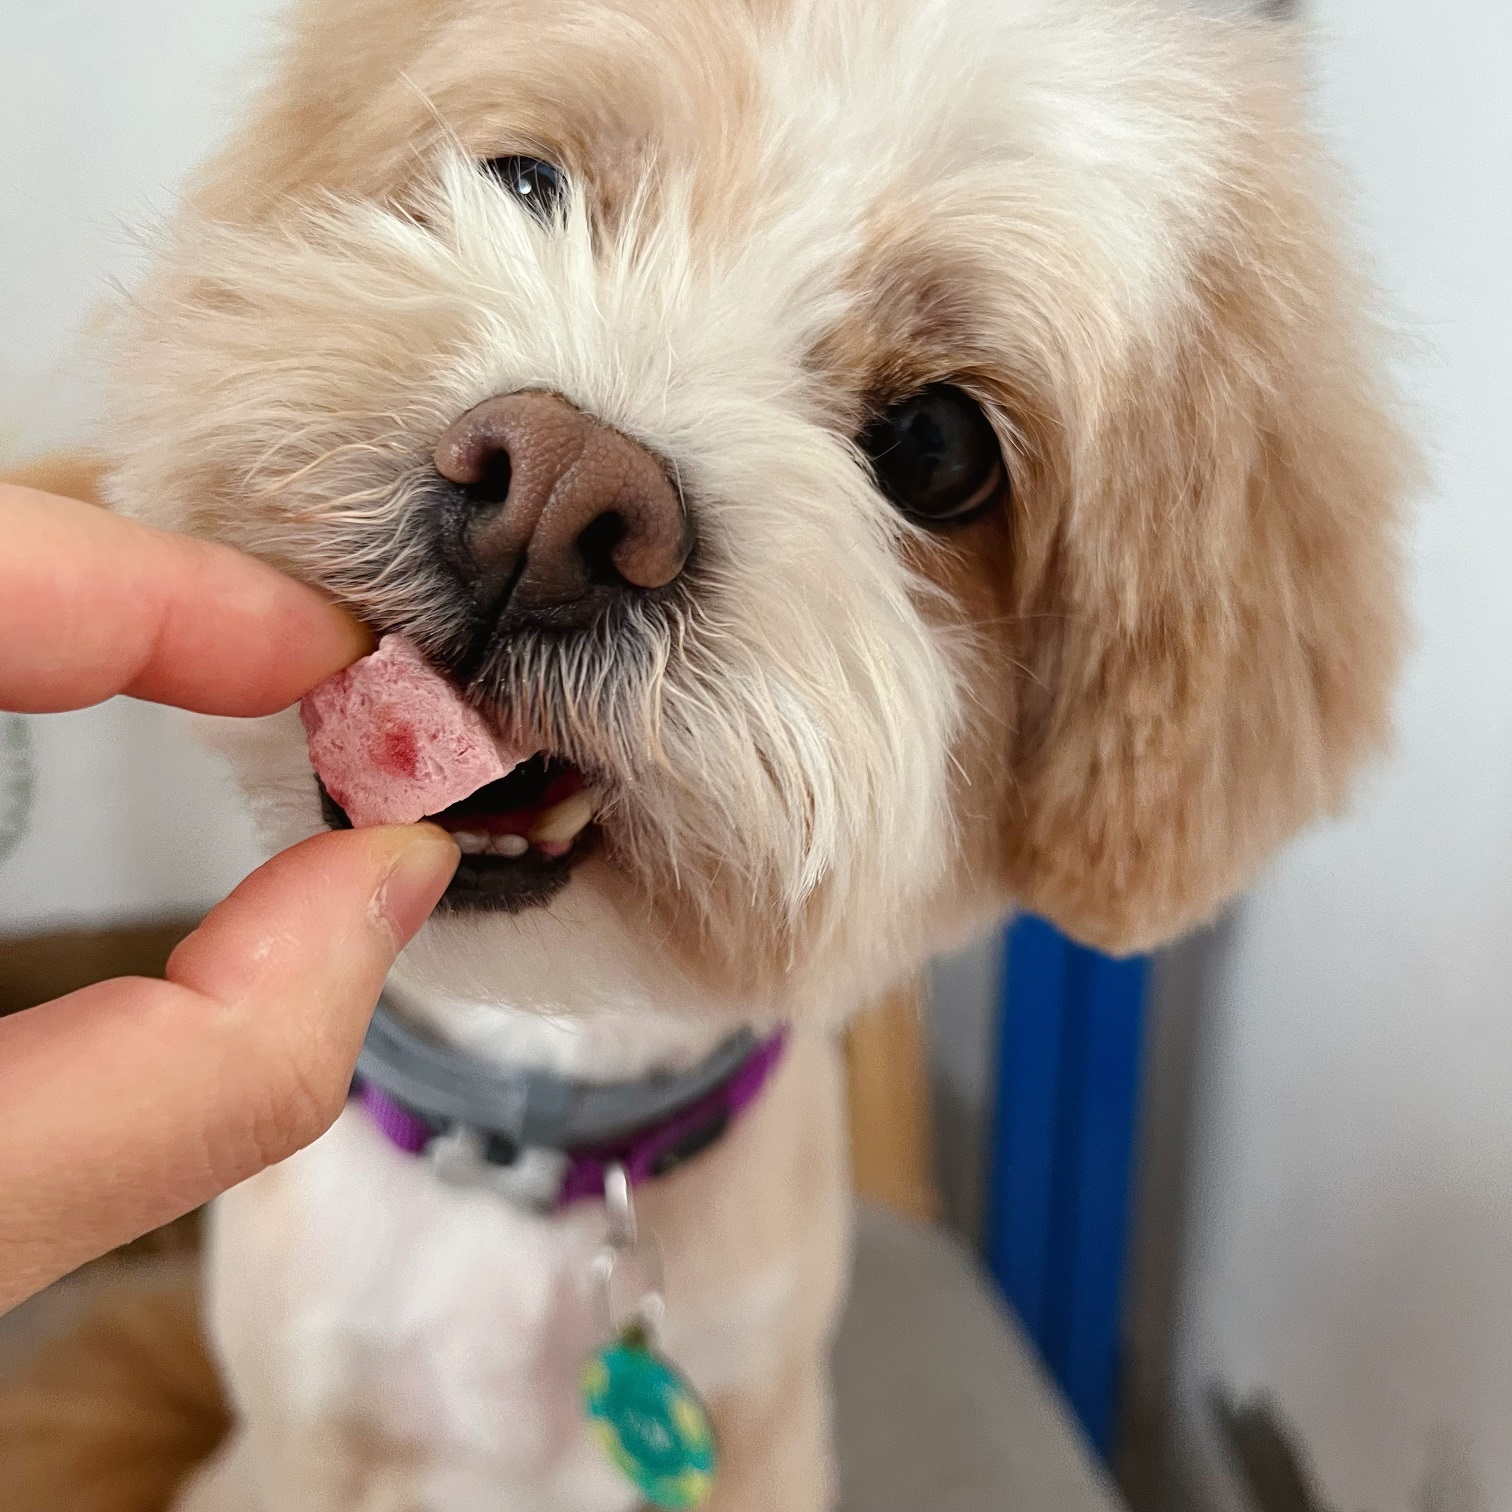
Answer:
[{"xmin": 998, "ymin": 32, "xmax": 1411, "ymax": 955}]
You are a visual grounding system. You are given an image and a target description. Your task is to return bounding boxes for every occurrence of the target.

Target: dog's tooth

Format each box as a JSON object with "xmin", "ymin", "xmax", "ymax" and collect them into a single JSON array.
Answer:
[
  {"xmin": 527, "ymin": 789, "xmax": 599, "ymax": 846},
  {"xmin": 453, "ymin": 830, "xmax": 491, "ymax": 855},
  {"xmin": 493, "ymin": 833, "xmax": 529, "ymax": 859}
]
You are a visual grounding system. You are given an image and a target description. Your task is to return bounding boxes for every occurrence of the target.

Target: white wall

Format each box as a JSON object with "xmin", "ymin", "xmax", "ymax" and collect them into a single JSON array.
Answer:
[
  {"xmin": 0, "ymin": 1, "xmax": 287, "ymax": 930},
  {"xmin": 1170, "ymin": 2, "xmax": 1512, "ymax": 1508}
]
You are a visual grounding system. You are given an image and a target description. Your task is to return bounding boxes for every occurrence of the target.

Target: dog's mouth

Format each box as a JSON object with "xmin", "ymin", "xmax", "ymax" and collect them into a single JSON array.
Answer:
[{"xmin": 319, "ymin": 753, "xmax": 604, "ymax": 913}]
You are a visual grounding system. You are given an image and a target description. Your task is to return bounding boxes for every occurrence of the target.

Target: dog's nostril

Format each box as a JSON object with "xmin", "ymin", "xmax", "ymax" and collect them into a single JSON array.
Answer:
[
  {"xmin": 576, "ymin": 511, "xmax": 630, "ymax": 588},
  {"xmin": 463, "ymin": 447, "xmax": 513, "ymax": 509}
]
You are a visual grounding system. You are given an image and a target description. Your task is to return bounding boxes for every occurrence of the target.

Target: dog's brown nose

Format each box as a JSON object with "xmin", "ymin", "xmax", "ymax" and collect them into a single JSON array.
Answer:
[{"xmin": 434, "ymin": 391, "xmax": 691, "ymax": 628}]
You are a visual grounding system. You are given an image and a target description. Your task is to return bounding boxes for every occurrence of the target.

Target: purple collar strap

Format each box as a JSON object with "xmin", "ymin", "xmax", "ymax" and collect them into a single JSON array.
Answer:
[{"xmin": 353, "ymin": 1004, "xmax": 786, "ymax": 1211}]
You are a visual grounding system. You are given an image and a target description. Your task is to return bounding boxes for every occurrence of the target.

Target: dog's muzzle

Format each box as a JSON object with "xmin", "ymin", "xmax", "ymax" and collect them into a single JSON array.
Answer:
[{"xmin": 361, "ymin": 391, "xmax": 697, "ymax": 912}]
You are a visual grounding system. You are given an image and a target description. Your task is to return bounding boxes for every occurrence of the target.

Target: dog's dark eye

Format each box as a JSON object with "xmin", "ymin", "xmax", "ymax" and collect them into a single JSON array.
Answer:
[
  {"xmin": 858, "ymin": 385, "xmax": 1008, "ymax": 526},
  {"xmin": 482, "ymin": 156, "xmax": 567, "ymax": 220}
]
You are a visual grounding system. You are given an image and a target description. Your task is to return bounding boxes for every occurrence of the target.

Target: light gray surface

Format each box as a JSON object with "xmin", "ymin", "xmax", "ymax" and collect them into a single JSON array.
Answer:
[{"xmin": 836, "ymin": 1206, "xmax": 1125, "ymax": 1512}]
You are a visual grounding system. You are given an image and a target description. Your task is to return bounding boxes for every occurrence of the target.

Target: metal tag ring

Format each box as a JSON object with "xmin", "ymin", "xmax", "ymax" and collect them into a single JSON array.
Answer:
[{"xmin": 594, "ymin": 1163, "xmax": 666, "ymax": 1339}]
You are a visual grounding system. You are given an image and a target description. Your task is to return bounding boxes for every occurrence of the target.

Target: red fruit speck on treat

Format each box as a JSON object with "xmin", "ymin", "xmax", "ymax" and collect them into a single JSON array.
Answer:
[{"xmin": 300, "ymin": 634, "xmax": 527, "ymax": 827}]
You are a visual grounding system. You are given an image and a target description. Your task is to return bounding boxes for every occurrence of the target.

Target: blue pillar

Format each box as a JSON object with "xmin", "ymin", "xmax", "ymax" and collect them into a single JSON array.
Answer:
[{"xmin": 983, "ymin": 915, "xmax": 1150, "ymax": 1458}]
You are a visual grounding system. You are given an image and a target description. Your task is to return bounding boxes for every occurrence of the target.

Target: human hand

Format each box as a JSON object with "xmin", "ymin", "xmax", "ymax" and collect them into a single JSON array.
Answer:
[{"xmin": 0, "ymin": 484, "xmax": 460, "ymax": 1311}]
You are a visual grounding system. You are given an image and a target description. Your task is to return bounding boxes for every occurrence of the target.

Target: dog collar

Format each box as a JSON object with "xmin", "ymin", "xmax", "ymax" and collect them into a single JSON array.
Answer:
[{"xmin": 352, "ymin": 1001, "xmax": 786, "ymax": 1210}]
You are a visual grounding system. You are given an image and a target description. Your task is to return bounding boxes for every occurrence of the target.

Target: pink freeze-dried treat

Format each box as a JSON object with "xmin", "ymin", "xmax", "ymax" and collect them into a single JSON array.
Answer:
[{"xmin": 301, "ymin": 634, "xmax": 528, "ymax": 827}]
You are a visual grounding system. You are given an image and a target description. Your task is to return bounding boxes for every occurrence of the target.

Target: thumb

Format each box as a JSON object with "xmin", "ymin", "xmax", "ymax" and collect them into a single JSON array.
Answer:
[{"xmin": 0, "ymin": 825, "xmax": 458, "ymax": 1310}]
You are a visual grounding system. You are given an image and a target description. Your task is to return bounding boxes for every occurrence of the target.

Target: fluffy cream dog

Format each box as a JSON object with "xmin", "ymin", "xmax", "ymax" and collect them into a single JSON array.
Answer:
[{"xmin": 75, "ymin": 0, "xmax": 1410, "ymax": 1506}]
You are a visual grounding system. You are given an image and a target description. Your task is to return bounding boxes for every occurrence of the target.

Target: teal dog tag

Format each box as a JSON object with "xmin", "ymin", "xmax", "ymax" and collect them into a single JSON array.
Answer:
[{"xmin": 582, "ymin": 1326, "xmax": 717, "ymax": 1509}]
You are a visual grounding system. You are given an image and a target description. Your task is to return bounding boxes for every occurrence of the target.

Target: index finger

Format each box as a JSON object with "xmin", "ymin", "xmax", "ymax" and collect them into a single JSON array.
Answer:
[{"xmin": 0, "ymin": 484, "xmax": 372, "ymax": 715}]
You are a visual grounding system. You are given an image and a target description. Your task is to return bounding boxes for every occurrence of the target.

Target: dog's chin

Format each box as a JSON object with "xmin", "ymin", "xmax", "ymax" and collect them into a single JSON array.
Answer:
[
  {"xmin": 207, "ymin": 708, "xmax": 949, "ymax": 1025},
  {"xmin": 392, "ymin": 860, "xmax": 731, "ymax": 1023},
  {"xmin": 440, "ymin": 838, "xmax": 594, "ymax": 913},
  {"xmin": 316, "ymin": 752, "xmax": 605, "ymax": 916}
]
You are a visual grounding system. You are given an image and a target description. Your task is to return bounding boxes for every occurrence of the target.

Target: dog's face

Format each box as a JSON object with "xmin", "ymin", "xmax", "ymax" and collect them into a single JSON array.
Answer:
[{"xmin": 109, "ymin": 0, "xmax": 1406, "ymax": 1023}]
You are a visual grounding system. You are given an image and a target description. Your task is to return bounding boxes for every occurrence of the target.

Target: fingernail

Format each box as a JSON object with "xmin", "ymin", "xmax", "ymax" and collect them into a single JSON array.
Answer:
[
  {"xmin": 374, "ymin": 825, "xmax": 460, "ymax": 947},
  {"xmin": 332, "ymin": 605, "xmax": 378, "ymax": 664}
]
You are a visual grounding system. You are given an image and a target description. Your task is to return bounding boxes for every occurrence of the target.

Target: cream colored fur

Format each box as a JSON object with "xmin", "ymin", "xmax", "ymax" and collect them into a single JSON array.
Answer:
[{"xmin": 14, "ymin": 0, "xmax": 1409, "ymax": 1508}]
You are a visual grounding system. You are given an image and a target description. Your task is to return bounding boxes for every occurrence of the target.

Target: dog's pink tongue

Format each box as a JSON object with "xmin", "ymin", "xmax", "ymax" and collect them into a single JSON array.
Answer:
[{"xmin": 300, "ymin": 634, "xmax": 527, "ymax": 828}]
